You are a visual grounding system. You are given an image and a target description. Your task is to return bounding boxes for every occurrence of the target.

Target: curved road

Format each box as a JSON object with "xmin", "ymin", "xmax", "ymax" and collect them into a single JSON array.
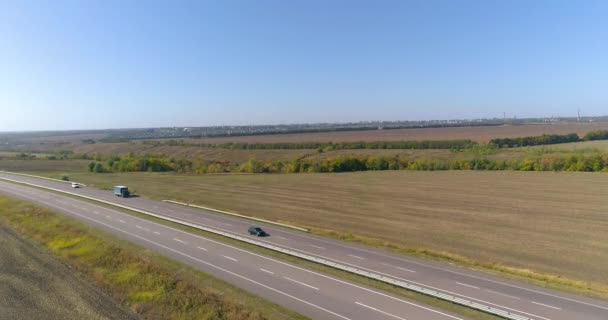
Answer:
[{"xmin": 1, "ymin": 172, "xmax": 607, "ymax": 320}]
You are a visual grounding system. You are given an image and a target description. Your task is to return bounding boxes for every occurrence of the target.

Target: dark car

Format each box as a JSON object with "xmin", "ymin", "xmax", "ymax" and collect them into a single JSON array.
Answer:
[{"xmin": 248, "ymin": 226, "xmax": 269, "ymax": 237}]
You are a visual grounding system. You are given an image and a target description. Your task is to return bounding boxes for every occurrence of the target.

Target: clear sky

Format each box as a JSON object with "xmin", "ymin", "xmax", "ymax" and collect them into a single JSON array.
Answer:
[{"xmin": 0, "ymin": 0, "xmax": 606, "ymax": 131}]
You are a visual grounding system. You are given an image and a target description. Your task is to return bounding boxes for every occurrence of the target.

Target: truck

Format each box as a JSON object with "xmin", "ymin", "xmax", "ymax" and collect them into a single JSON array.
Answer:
[{"xmin": 113, "ymin": 186, "xmax": 130, "ymax": 197}]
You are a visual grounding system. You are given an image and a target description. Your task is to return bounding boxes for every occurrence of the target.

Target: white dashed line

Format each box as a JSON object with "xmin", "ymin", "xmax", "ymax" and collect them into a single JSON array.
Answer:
[
  {"xmin": 275, "ymin": 236, "xmax": 289, "ymax": 240},
  {"xmin": 310, "ymin": 245, "xmax": 326, "ymax": 250},
  {"xmin": 485, "ymin": 289, "xmax": 521, "ymax": 300},
  {"xmin": 223, "ymin": 256, "xmax": 238, "ymax": 262},
  {"xmin": 197, "ymin": 246, "xmax": 207, "ymax": 251},
  {"xmin": 348, "ymin": 254, "xmax": 365, "ymax": 260},
  {"xmin": 532, "ymin": 301, "xmax": 562, "ymax": 310},
  {"xmin": 119, "ymin": 219, "xmax": 126, "ymax": 223},
  {"xmin": 283, "ymin": 277, "xmax": 319, "ymax": 290},
  {"xmin": 260, "ymin": 268, "xmax": 274, "ymax": 275},
  {"xmin": 173, "ymin": 238, "xmax": 187, "ymax": 244},
  {"xmin": 153, "ymin": 231, "xmax": 160, "ymax": 235},
  {"xmin": 382, "ymin": 263, "xmax": 416, "ymax": 273},
  {"xmin": 355, "ymin": 302, "xmax": 407, "ymax": 320},
  {"xmin": 456, "ymin": 282, "xmax": 480, "ymax": 290}
]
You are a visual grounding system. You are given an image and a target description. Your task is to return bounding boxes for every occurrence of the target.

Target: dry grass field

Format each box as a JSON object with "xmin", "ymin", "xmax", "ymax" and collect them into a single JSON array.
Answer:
[
  {"xmin": 14, "ymin": 167, "xmax": 607, "ymax": 287},
  {"xmin": 174, "ymin": 122, "xmax": 608, "ymax": 144}
]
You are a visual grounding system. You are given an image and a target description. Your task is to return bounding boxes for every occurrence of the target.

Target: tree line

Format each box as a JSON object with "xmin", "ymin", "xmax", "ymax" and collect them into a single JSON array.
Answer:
[
  {"xmin": 490, "ymin": 130, "xmax": 608, "ymax": 148},
  {"xmin": 87, "ymin": 153, "xmax": 608, "ymax": 174},
  {"xmin": 142, "ymin": 139, "xmax": 477, "ymax": 150}
]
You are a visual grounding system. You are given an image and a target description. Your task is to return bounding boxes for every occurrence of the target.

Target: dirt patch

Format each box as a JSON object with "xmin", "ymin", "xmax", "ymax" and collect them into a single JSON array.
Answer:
[{"xmin": 0, "ymin": 224, "xmax": 137, "ymax": 320}]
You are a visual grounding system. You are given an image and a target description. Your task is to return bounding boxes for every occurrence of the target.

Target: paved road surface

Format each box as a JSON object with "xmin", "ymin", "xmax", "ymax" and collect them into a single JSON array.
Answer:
[
  {"xmin": 0, "ymin": 179, "xmax": 466, "ymax": 320},
  {"xmin": 1, "ymin": 172, "xmax": 607, "ymax": 320}
]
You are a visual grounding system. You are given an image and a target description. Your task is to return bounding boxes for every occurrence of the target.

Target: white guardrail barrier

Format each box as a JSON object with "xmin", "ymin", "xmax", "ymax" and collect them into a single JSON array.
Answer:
[{"xmin": 0, "ymin": 175, "xmax": 531, "ymax": 320}]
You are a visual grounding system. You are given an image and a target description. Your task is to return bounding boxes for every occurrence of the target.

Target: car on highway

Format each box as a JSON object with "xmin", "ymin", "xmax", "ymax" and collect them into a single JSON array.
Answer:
[
  {"xmin": 71, "ymin": 182, "xmax": 81, "ymax": 188},
  {"xmin": 248, "ymin": 226, "xmax": 269, "ymax": 237}
]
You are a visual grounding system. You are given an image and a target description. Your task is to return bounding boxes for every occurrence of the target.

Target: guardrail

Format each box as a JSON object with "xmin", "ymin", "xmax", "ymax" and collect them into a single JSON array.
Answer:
[
  {"xmin": 0, "ymin": 170, "xmax": 87, "ymax": 187},
  {"xmin": 0, "ymin": 175, "xmax": 531, "ymax": 320},
  {"xmin": 162, "ymin": 200, "xmax": 309, "ymax": 232}
]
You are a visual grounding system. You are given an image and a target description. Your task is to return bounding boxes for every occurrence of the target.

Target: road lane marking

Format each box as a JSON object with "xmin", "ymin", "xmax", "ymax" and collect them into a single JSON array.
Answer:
[
  {"xmin": 119, "ymin": 219, "xmax": 126, "ymax": 223},
  {"xmin": 284, "ymin": 277, "xmax": 319, "ymax": 290},
  {"xmin": 532, "ymin": 301, "xmax": 562, "ymax": 310},
  {"xmin": 136, "ymin": 225, "xmax": 149, "ymax": 231},
  {"xmin": 223, "ymin": 256, "xmax": 238, "ymax": 262},
  {"xmin": 197, "ymin": 246, "xmax": 207, "ymax": 251},
  {"xmin": 275, "ymin": 236, "xmax": 289, "ymax": 240},
  {"xmin": 260, "ymin": 268, "xmax": 274, "ymax": 275},
  {"xmin": 382, "ymin": 263, "xmax": 416, "ymax": 273},
  {"xmin": 49, "ymin": 207, "xmax": 352, "ymax": 320},
  {"xmin": 92, "ymin": 211, "xmax": 100, "ymax": 214},
  {"xmin": 105, "ymin": 215, "xmax": 111, "ymax": 219},
  {"xmin": 153, "ymin": 231, "xmax": 160, "ymax": 235},
  {"xmin": 456, "ymin": 282, "xmax": 480, "ymax": 290},
  {"xmin": 310, "ymin": 245, "xmax": 325, "ymax": 250},
  {"xmin": 348, "ymin": 254, "xmax": 365, "ymax": 260},
  {"xmin": 223, "ymin": 223, "xmax": 233, "ymax": 227},
  {"xmin": 2, "ymin": 183, "xmax": 455, "ymax": 320},
  {"xmin": 485, "ymin": 289, "xmax": 520, "ymax": 300},
  {"xmin": 355, "ymin": 302, "xmax": 407, "ymax": 320},
  {"xmin": 173, "ymin": 238, "xmax": 187, "ymax": 244}
]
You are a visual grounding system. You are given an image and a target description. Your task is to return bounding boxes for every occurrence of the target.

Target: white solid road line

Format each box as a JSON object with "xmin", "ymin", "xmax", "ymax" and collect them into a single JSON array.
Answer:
[
  {"xmin": 532, "ymin": 301, "xmax": 562, "ymax": 310},
  {"xmin": 173, "ymin": 238, "xmax": 187, "ymax": 244},
  {"xmin": 348, "ymin": 254, "xmax": 365, "ymax": 260},
  {"xmin": 197, "ymin": 246, "xmax": 208, "ymax": 251},
  {"xmin": 257, "ymin": 238, "xmax": 546, "ymax": 320},
  {"xmin": 356, "ymin": 302, "xmax": 408, "ymax": 320},
  {"xmin": 456, "ymin": 282, "xmax": 480, "ymax": 290},
  {"xmin": 260, "ymin": 268, "xmax": 274, "ymax": 275},
  {"xmin": 284, "ymin": 277, "xmax": 319, "ymax": 291},
  {"xmin": 485, "ymin": 289, "xmax": 521, "ymax": 300},
  {"xmin": 382, "ymin": 263, "xmax": 416, "ymax": 273},
  {"xmin": 2, "ymin": 184, "xmax": 457, "ymax": 320},
  {"xmin": 57, "ymin": 206, "xmax": 352, "ymax": 320},
  {"xmin": 310, "ymin": 244, "xmax": 326, "ymax": 250},
  {"xmin": 223, "ymin": 256, "xmax": 238, "ymax": 262}
]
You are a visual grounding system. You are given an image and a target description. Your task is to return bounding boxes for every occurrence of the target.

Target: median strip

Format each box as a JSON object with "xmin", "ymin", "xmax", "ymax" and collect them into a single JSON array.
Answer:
[{"xmin": 0, "ymin": 175, "xmax": 530, "ymax": 320}]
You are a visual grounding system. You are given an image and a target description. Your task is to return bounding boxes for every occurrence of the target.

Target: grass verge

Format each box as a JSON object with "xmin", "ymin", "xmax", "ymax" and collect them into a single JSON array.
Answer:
[
  {"xmin": 310, "ymin": 227, "xmax": 608, "ymax": 301},
  {"xmin": 0, "ymin": 195, "xmax": 308, "ymax": 320},
  {"xmin": 10, "ymin": 185, "xmax": 502, "ymax": 320}
]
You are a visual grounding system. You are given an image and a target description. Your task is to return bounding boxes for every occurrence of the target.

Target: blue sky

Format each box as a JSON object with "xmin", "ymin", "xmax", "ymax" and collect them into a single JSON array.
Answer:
[{"xmin": 0, "ymin": 0, "xmax": 606, "ymax": 131}]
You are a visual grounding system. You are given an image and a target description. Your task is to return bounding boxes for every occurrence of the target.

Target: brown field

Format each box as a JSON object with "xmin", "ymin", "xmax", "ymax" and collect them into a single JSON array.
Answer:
[
  {"xmin": 0, "ymin": 224, "xmax": 137, "ymax": 320},
  {"xmin": 11, "ymin": 165, "xmax": 607, "ymax": 287},
  {"xmin": 176, "ymin": 122, "xmax": 608, "ymax": 144}
]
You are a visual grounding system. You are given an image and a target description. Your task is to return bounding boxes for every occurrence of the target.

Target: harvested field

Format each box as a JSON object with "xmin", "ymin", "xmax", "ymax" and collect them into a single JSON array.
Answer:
[
  {"xmin": 19, "ymin": 169, "xmax": 608, "ymax": 287},
  {"xmin": 168, "ymin": 122, "xmax": 608, "ymax": 144},
  {"xmin": 0, "ymin": 224, "xmax": 137, "ymax": 320}
]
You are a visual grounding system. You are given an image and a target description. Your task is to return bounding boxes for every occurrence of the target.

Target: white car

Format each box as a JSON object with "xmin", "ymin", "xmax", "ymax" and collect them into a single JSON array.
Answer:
[{"xmin": 71, "ymin": 182, "xmax": 81, "ymax": 188}]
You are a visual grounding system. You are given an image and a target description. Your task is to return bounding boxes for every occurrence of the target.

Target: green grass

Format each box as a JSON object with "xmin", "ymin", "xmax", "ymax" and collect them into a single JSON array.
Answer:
[
  {"xmin": 40, "ymin": 188, "xmax": 505, "ymax": 320},
  {"xmin": 0, "ymin": 195, "xmax": 308, "ymax": 320}
]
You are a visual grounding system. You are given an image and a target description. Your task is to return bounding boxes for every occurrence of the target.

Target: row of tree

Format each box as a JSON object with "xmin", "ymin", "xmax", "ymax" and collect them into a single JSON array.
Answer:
[
  {"xmin": 142, "ymin": 139, "xmax": 477, "ymax": 150},
  {"xmin": 87, "ymin": 153, "xmax": 608, "ymax": 174},
  {"xmin": 490, "ymin": 130, "xmax": 608, "ymax": 148}
]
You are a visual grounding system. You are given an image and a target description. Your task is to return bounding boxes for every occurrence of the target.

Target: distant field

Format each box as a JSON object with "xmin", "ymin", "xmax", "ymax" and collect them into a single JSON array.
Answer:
[
  {"xmin": 5, "ymin": 161, "xmax": 606, "ymax": 287},
  {"xmin": 170, "ymin": 122, "xmax": 608, "ymax": 144}
]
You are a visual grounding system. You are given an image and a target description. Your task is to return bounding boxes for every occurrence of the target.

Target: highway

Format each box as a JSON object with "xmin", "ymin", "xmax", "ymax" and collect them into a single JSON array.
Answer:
[
  {"xmin": 0, "ymin": 178, "xmax": 465, "ymax": 320},
  {"xmin": 1, "ymin": 171, "xmax": 607, "ymax": 320}
]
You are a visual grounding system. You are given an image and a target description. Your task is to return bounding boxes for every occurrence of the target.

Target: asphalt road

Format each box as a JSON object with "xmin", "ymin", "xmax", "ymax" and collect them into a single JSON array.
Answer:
[
  {"xmin": 1, "ymin": 172, "xmax": 607, "ymax": 320},
  {"xmin": 0, "ymin": 179, "xmax": 466, "ymax": 320}
]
